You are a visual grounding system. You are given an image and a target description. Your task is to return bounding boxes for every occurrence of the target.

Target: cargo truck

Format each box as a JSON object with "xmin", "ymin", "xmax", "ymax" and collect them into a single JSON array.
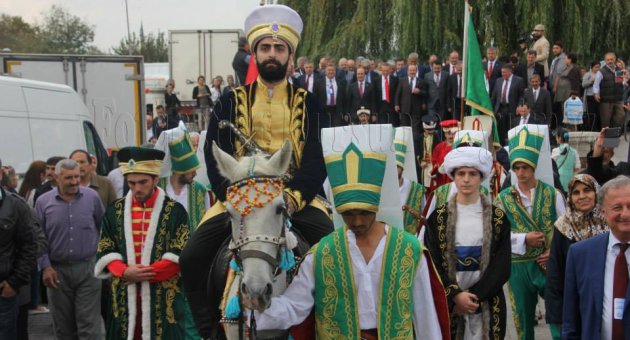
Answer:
[{"xmin": 1, "ymin": 53, "xmax": 146, "ymax": 148}]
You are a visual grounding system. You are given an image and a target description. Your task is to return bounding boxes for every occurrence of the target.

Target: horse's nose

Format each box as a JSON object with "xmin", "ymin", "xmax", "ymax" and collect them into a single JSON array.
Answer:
[{"xmin": 241, "ymin": 282, "xmax": 273, "ymax": 297}]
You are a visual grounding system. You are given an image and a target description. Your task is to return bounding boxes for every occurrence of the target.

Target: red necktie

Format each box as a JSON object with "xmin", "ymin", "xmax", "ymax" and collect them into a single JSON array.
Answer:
[
  {"xmin": 613, "ymin": 243, "xmax": 629, "ymax": 339},
  {"xmin": 306, "ymin": 75, "xmax": 310, "ymax": 90},
  {"xmin": 385, "ymin": 77, "xmax": 390, "ymax": 103},
  {"xmin": 501, "ymin": 80, "xmax": 508, "ymax": 104},
  {"xmin": 488, "ymin": 61, "xmax": 493, "ymax": 77},
  {"xmin": 359, "ymin": 81, "xmax": 363, "ymax": 97}
]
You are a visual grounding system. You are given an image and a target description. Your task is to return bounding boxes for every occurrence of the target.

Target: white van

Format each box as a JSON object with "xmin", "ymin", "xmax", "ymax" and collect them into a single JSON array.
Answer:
[{"xmin": 0, "ymin": 76, "xmax": 110, "ymax": 175}]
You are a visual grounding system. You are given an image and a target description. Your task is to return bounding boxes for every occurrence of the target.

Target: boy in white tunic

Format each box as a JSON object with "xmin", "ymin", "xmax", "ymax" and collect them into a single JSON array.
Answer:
[{"xmin": 424, "ymin": 144, "xmax": 512, "ymax": 339}]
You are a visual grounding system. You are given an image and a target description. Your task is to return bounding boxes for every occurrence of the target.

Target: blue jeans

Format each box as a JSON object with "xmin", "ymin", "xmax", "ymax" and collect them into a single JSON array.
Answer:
[{"xmin": 0, "ymin": 294, "xmax": 19, "ymax": 339}]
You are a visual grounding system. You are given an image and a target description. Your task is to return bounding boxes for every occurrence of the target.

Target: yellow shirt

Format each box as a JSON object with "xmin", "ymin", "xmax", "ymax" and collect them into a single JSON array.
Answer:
[{"xmin": 251, "ymin": 78, "xmax": 292, "ymax": 154}]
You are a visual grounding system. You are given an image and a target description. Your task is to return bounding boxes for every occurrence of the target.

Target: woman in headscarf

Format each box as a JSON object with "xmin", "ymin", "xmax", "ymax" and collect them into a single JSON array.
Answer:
[{"xmin": 544, "ymin": 174, "xmax": 608, "ymax": 333}]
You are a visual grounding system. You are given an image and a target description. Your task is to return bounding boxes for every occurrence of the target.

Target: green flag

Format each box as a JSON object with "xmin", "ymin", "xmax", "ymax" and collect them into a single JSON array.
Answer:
[{"xmin": 465, "ymin": 15, "xmax": 501, "ymax": 147}]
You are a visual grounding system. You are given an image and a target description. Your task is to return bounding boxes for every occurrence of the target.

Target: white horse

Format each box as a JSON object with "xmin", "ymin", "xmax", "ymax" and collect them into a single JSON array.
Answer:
[{"xmin": 212, "ymin": 140, "xmax": 303, "ymax": 339}]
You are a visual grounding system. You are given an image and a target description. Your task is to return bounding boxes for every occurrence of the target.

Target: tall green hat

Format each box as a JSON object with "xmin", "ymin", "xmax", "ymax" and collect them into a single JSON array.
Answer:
[
  {"xmin": 168, "ymin": 133, "xmax": 200, "ymax": 174},
  {"xmin": 509, "ymin": 126, "xmax": 544, "ymax": 169},
  {"xmin": 394, "ymin": 140, "xmax": 407, "ymax": 169},
  {"xmin": 453, "ymin": 130, "xmax": 486, "ymax": 149},
  {"xmin": 324, "ymin": 142, "xmax": 387, "ymax": 213}
]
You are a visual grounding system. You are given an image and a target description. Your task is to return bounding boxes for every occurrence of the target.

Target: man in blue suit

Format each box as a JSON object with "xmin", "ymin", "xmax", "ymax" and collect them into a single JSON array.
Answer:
[{"xmin": 563, "ymin": 175, "xmax": 630, "ymax": 339}]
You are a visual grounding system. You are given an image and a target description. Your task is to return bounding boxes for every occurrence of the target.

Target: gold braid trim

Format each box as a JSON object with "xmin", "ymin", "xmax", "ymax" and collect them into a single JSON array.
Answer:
[{"xmin": 162, "ymin": 276, "xmax": 180, "ymax": 324}]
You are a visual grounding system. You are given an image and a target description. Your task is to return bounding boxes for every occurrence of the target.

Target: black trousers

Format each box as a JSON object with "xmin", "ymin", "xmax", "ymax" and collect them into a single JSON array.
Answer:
[
  {"xmin": 179, "ymin": 205, "xmax": 333, "ymax": 338},
  {"xmin": 497, "ymin": 104, "xmax": 512, "ymax": 146},
  {"xmin": 325, "ymin": 106, "xmax": 345, "ymax": 127}
]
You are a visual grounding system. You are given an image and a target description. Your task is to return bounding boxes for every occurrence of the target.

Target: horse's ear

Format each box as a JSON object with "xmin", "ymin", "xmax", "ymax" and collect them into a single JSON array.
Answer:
[
  {"xmin": 267, "ymin": 140, "xmax": 292, "ymax": 174},
  {"xmin": 212, "ymin": 141, "xmax": 239, "ymax": 181}
]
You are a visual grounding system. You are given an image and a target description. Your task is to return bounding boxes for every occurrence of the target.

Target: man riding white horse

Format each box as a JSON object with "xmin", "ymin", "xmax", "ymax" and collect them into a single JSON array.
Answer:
[{"xmin": 179, "ymin": 5, "xmax": 333, "ymax": 338}]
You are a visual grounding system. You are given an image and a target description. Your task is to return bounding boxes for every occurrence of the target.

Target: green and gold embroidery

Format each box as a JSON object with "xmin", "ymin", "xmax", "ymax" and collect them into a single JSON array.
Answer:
[{"xmin": 314, "ymin": 227, "xmax": 419, "ymax": 339}]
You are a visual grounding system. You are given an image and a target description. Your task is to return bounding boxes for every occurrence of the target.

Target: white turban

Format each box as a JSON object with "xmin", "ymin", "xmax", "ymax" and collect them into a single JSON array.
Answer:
[{"xmin": 443, "ymin": 146, "xmax": 493, "ymax": 180}]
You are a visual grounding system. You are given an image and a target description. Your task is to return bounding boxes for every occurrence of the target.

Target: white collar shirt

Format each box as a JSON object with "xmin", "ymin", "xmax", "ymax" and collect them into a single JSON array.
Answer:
[{"xmin": 254, "ymin": 225, "xmax": 443, "ymax": 338}]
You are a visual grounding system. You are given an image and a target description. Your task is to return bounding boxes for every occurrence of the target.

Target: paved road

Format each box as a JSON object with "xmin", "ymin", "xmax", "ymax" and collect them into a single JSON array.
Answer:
[{"xmin": 29, "ymin": 289, "xmax": 554, "ymax": 340}]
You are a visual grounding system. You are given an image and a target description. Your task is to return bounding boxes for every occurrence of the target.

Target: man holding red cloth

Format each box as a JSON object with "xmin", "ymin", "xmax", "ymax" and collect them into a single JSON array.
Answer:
[{"xmin": 94, "ymin": 146, "xmax": 196, "ymax": 340}]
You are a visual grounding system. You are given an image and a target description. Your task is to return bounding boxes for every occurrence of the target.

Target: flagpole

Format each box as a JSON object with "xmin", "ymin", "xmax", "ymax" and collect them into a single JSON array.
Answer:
[{"xmin": 461, "ymin": 0, "xmax": 471, "ymax": 123}]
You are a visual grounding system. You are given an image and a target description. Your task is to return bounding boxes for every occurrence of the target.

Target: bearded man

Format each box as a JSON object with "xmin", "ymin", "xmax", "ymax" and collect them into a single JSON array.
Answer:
[{"xmin": 181, "ymin": 5, "xmax": 333, "ymax": 338}]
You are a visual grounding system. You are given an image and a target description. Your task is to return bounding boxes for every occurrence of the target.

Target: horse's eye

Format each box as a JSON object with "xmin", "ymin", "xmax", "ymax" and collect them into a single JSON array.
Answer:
[{"xmin": 276, "ymin": 205, "xmax": 285, "ymax": 215}]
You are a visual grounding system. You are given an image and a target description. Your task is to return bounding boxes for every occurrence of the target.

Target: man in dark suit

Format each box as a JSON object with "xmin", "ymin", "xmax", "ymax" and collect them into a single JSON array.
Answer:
[
  {"xmin": 445, "ymin": 62, "xmax": 468, "ymax": 120},
  {"xmin": 374, "ymin": 63, "xmax": 399, "ymax": 126},
  {"xmin": 296, "ymin": 61, "xmax": 320, "ymax": 93},
  {"xmin": 347, "ymin": 66, "xmax": 376, "ymax": 123},
  {"xmin": 510, "ymin": 101, "xmax": 546, "ymax": 129},
  {"xmin": 419, "ymin": 54, "xmax": 437, "ymax": 80},
  {"xmin": 295, "ymin": 56, "xmax": 307, "ymax": 76},
  {"xmin": 483, "ymin": 46, "xmax": 504, "ymax": 94},
  {"xmin": 424, "ymin": 61, "xmax": 448, "ymax": 119},
  {"xmin": 491, "ymin": 65, "xmax": 526, "ymax": 145},
  {"xmin": 515, "ymin": 50, "xmax": 545, "ymax": 84},
  {"xmin": 523, "ymin": 74, "xmax": 553, "ymax": 123},
  {"xmin": 344, "ymin": 59, "xmax": 356, "ymax": 84},
  {"xmin": 395, "ymin": 64, "xmax": 426, "ymax": 149},
  {"xmin": 563, "ymin": 176, "xmax": 630, "ymax": 339},
  {"xmin": 443, "ymin": 51, "xmax": 460, "ymax": 76},
  {"xmin": 394, "ymin": 58, "xmax": 406, "ymax": 78},
  {"xmin": 314, "ymin": 64, "xmax": 347, "ymax": 127}
]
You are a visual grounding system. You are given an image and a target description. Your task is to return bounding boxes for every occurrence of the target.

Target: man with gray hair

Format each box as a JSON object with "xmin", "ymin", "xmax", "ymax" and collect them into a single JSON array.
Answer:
[
  {"xmin": 0, "ymin": 158, "xmax": 38, "ymax": 339},
  {"xmin": 35, "ymin": 159, "xmax": 104, "ymax": 339},
  {"xmin": 563, "ymin": 175, "xmax": 630, "ymax": 338}
]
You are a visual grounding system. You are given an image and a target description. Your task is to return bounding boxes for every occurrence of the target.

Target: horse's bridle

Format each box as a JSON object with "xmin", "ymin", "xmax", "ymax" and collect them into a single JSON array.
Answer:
[{"xmin": 226, "ymin": 175, "xmax": 290, "ymax": 273}]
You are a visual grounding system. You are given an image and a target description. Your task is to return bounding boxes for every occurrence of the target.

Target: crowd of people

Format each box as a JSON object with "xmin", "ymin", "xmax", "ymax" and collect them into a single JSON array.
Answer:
[{"xmin": 2, "ymin": 3, "xmax": 630, "ymax": 340}]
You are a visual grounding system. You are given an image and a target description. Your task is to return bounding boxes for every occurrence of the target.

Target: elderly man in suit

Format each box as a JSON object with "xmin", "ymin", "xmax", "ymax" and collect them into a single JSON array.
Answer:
[
  {"xmin": 563, "ymin": 175, "xmax": 630, "ymax": 339},
  {"xmin": 491, "ymin": 65, "xmax": 526, "ymax": 145},
  {"xmin": 395, "ymin": 64, "xmax": 425, "ymax": 125},
  {"xmin": 484, "ymin": 46, "xmax": 504, "ymax": 94},
  {"xmin": 446, "ymin": 62, "xmax": 468, "ymax": 119},
  {"xmin": 424, "ymin": 60, "xmax": 448, "ymax": 119},
  {"xmin": 314, "ymin": 64, "xmax": 347, "ymax": 126},
  {"xmin": 347, "ymin": 66, "xmax": 376, "ymax": 123},
  {"xmin": 395, "ymin": 64, "xmax": 426, "ymax": 152},
  {"xmin": 375, "ymin": 62, "xmax": 399, "ymax": 126},
  {"xmin": 523, "ymin": 74, "xmax": 553, "ymax": 123},
  {"xmin": 296, "ymin": 61, "xmax": 319, "ymax": 93}
]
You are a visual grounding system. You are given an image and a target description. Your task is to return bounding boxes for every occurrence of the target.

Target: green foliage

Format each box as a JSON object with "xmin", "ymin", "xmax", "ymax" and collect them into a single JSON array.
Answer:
[
  {"xmin": 0, "ymin": 14, "xmax": 45, "ymax": 53},
  {"xmin": 38, "ymin": 5, "xmax": 98, "ymax": 54},
  {"xmin": 0, "ymin": 6, "xmax": 100, "ymax": 54},
  {"xmin": 111, "ymin": 27, "xmax": 168, "ymax": 62},
  {"xmin": 282, "ymin": 0, "xmax": 630, "ymax": 65}
]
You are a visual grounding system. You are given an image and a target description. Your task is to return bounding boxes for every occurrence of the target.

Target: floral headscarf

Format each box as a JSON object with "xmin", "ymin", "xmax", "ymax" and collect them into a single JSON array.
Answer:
[{"xmin": 554, "ymin": 174, "xmax": 608, "ymax": 241}]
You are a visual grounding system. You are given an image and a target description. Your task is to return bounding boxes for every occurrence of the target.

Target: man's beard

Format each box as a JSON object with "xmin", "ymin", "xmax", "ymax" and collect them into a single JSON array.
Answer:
[
  {"xmin": 178, "ymin": 174, "xmax": 194, "ymax": 185},
  {"xmin": 257, "ymin": 59, "xmax": 288, "ymax": 83}
]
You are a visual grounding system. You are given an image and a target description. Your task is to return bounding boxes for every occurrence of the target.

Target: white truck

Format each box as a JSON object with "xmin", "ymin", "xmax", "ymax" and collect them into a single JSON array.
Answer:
[
  {"xmin": 0, "ymin": 76, "xmax": 110, "ymax": 175},
  {"xmin": 0, "ymin": 53, "xmax": 146, "ymax": 149},
  {"xmin": 168, "ymin": 29, "xmax": 242, "ymax": 101}
]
